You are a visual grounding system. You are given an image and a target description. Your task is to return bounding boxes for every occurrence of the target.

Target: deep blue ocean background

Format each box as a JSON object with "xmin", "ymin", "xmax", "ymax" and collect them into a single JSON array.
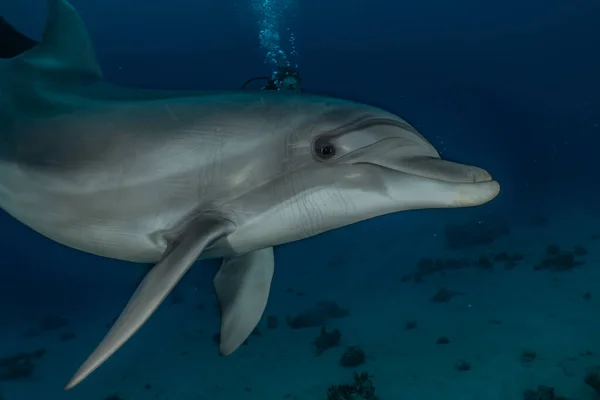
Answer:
[{"xmin": 1, "ymin": 0, "xmax": 599, "ymax": 399}]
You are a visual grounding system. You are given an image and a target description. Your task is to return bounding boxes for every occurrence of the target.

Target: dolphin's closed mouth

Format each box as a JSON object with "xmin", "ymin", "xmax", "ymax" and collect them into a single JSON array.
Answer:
[{"xmin": 373, "ymin": 156, "xmax": 494, "ymax": 184}]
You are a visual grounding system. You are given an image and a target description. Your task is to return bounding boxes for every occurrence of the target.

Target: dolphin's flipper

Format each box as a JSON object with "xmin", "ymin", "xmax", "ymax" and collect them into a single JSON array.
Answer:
[
  {"xmin": 65, "ymin": 217, "xmax": 235, "ymax": 390},
  {"xmin": 214, "ymin": 247, "xmax": 275, "ymax": 355}
]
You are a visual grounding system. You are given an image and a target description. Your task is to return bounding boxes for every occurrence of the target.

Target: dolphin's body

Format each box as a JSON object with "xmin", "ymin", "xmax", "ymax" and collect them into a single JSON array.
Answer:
[{"xmin": 0, "ymin": 0, "xmax": 499, "ymax": 390}]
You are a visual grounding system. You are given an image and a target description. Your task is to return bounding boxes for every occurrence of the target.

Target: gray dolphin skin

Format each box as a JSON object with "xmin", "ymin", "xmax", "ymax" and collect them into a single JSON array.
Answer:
[{"xmin": 0, "ymin": 0, "xmax": 500, "ymax": 390}]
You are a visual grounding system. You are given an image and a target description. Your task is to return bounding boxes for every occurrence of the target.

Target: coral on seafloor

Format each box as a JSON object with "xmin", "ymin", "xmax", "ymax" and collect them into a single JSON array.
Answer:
[
  {"xmin": 534, "ymin": 245, "xmax": 587, "ymax": 271},
  {"xmin": 313, "ymin": 326, "xmax": 342, "ymax": 355},
  {"xmin": 404, "ymin": 319, "xmax": 417, "ymax": 330},
  {"xmin": 327, "ymin": 372, "xmax": 379, "ymax": 400},
  {"xmin": 523, "ymin": 385, "xmax": 570, "ymax": 400},
  {"xmin": 403, "ymin": 250, "xmax": 526, "ymax": 283},
  {"xmin": 431, "ymin": 288, "xmax": 462, "ymax": 303},
  {"xmin": 444, "ymin": 215, "xmax": 510, "ymax": 249},
  {"xmin": 521, "ymin": 349, "xmax": 537, "ymax": 364},
  {"xmin": 0, "ymin": 349, "xmax": 46, "ymax": 381},
  {"xmin": 584, "ymin": 367, "xmax": 600, "ymax": 395},
  {"xmin": 286, "ymin": 301, "xmax": 349, "ymax": 329},
  {"xmin": 340, "ymin": 346, "xmax": 366, "ymax": 367},
  {"xmin": 436, "ymin": 336, "xmax": 450, "ymax": 344},
  {"xmin": 454, "ymin": 360, "xmax": 471, "ymax": 371}
]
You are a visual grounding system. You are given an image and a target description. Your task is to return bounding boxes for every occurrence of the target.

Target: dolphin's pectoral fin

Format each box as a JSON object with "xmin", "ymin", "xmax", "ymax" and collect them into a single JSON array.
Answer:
[
  {"xmin": 214, "ymin": 247, "xmax": 275, "ymax": 356},
  {"xmin": 64, "ymin": 216, "xmax": 235, "ymax": 390}
]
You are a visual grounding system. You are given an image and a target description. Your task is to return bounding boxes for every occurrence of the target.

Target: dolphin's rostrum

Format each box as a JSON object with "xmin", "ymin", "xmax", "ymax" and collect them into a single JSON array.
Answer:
[{"xmin": 0, "ymin": 0, "xmax": 500, "ymax": 390}]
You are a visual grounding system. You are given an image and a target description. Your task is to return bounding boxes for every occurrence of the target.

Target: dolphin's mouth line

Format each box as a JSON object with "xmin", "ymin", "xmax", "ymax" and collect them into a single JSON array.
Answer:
[{"xmin": 354, "ymin": 161, "xmax": 494, "ymax": 184}]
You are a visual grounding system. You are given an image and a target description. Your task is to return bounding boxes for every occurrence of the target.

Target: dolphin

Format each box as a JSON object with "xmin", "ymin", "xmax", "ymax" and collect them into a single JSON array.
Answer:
[{"xmin": 0, "ymin": 0, "xmax": 500, "ymax": 390}]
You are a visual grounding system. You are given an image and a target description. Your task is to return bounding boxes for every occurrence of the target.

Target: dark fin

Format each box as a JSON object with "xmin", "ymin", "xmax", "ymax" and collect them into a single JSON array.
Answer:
[
  {"xmin": 20, "ymin": 0, "xmax": 102, "ymax": 79},
  {"xmin": 0, "ymin": 16, "xmax": 37, "ymax": 58}
]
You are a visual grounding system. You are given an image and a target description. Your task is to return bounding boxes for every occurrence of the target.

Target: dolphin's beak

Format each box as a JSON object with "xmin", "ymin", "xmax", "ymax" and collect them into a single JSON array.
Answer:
[
  {"xmin": 388, "ymin": 156, "xmax": 494, "ymax": 184},
  {"xmin": 349, "ymin": 136, "xmax": 492, "ymax": 184},
  {"xmin": 359, "ymin": 150, "xmax": 500, "ymax": 208},
  {"xmin": 340, "ymin": 129, "xmax": 493, "ymax": 185}
]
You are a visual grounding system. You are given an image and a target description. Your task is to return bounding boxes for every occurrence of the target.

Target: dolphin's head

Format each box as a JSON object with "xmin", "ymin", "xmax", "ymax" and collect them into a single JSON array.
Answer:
[{"xmin": 226, "ymin": 95, "xmax": 500, "ymax": 247}]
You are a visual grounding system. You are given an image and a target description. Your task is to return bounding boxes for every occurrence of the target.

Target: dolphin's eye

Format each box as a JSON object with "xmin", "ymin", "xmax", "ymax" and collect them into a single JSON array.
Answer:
[{"xmin": 317, "ymin": 143, "xmax": 336, "ymax": 158}]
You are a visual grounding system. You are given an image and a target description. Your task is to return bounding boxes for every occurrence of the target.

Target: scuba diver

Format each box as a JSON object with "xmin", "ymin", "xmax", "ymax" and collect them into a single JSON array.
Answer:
[
  {"xmin": 242, "ymin": 64, "xmax": 304, "ymax": 92},
  {"xmin": 0, "ymin": 17, "xmax": 37, "ymax": 58},
  {"xmin": 1, "ymin": 15, "xmax": 305, "ymax": 93}
]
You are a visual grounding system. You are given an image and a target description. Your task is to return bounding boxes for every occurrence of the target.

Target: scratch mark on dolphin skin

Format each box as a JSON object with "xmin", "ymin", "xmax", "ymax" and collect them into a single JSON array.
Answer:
[{"xmin": 165, "ymin": 104, "xmax": 179, "ymax": 122}]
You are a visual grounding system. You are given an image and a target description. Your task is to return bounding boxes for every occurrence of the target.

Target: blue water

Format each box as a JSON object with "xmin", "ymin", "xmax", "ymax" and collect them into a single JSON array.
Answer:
[{"xmin": 1, "ymin": 0, "xmax": 599, "ymax": 399}]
